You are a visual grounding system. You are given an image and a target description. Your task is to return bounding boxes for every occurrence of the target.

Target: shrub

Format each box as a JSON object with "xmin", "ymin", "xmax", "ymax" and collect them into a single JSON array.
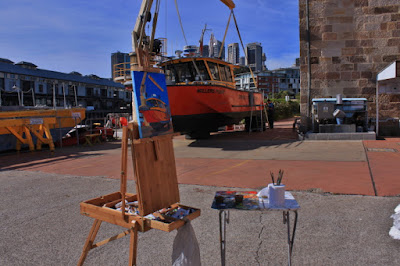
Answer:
[{"xmin": 268, "ymin": 99, "xmax": 300, "ymax": 120}]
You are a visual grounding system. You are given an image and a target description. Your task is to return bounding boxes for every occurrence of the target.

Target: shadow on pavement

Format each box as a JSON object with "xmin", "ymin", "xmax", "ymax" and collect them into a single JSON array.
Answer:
[{"xmin": 0, "ymin": 141, "xmax": 122, "ymax": 171}]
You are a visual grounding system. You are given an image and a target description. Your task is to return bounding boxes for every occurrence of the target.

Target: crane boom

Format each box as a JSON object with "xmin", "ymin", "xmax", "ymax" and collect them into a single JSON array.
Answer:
[
  {"xmin": 220, "ymin": 0, "xmax": 235, "ymax": 9},
  {"xmin": 130, "ymin": 0, "xmax": 235, "ymax": 71}
]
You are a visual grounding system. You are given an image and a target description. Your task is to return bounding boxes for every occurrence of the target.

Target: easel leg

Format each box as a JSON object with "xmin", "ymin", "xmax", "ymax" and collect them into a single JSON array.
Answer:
[
  {"xmin": 219, "ymin": 210, "xmax": 229, "ymax": 266},
  {"xmin": 129, "ymin": 221, "xmax": 138, "ymax": 266},
  {"xmin": 77, "ymin": 219, "xmax": 102, "ymax": 266},
  {"xmin": 283, "ymin": 211, "xmax": 298, "ymax": 266}
]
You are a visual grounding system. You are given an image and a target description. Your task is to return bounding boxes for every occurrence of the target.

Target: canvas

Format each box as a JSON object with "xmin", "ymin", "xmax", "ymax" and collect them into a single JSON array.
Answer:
[{"xmin": 131, "ymin": 71, "xmax": 174, "ymax": 138}]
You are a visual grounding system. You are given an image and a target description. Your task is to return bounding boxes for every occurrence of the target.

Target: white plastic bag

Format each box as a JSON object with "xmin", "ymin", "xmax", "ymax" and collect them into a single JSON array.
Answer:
[
  {"xmin": 172, "ymin": 221, "xmax": 201, "ymax": 266},
  {"xmin": 389, "ymin": 204, "xmax": 400, "ymax": 240}
]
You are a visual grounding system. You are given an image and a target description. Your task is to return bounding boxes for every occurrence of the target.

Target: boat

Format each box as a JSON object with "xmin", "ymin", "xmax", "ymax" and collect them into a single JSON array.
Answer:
[
  {"xmin": 160, "ymin": 56, "xmax": 265, "ymax": 138},
  {"xmin": 0, "ymin": 106, "xmax": 86, "ymax": 152},
  {"xmin": 114, "ymin": 0, "xmax": 266, "ymax": 138},
  {"xmin": 139, "ymin": 97, "xmax": 172, "ymax": 131}
]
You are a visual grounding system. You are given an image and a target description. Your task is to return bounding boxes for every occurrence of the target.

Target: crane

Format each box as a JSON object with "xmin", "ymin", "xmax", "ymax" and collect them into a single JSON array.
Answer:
[
  {"xmin": 199, "ymin": 24, "xmax": 211, "ymax": 56},
  {"xmin": 130, "ymin": 0, "xmax": 235, "ymax": 72}
]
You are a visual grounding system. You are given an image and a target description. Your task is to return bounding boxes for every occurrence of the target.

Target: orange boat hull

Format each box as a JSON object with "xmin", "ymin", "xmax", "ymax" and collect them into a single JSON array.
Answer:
[{"xmin": 167, "ymin": 84, "xmax": 265, "ymax": 133}]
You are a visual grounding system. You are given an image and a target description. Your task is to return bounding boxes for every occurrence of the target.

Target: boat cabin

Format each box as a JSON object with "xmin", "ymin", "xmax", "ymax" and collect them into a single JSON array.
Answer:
[{"xmin": 161, "ymin": 57, "xmax": 237, "ymax": 89}]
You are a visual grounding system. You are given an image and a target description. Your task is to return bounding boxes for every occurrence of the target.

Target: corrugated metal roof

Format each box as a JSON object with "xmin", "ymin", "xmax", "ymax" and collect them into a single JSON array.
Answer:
[{"xmin": 0, "ymin": 62, "xmax": 124, "ymax": 88}]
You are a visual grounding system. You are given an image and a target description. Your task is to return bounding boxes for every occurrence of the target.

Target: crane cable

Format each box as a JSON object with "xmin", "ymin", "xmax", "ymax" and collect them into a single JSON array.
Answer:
[
  {"xmin": 174, "ymin": 0, "xmax": 203, "ymax": 81},
  {"xmin": 218, "ymin": 11, "xmax": 232, "ymax": 59},
  {"xmin": 232, "ymin": 11, "xmax": 256, "ymax": 87},
  {"xmin": 174, "ymin": 0, "xmax": 188, "ymax": 45}
]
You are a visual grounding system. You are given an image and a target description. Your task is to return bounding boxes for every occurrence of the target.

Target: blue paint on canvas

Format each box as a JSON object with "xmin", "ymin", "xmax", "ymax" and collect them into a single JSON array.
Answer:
[{"xmin": 131, "ymin": 71, "xmax": 173, "ymax": 138}]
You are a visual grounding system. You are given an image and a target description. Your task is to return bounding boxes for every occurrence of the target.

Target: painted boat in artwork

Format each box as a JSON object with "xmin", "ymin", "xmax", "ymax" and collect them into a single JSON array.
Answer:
[
  {"xmin": 160, "ymin": 57, "xmax": 266, "ymax": 138},
  {"xmin": 139, "ymin": 97, "xmax": 171, "ymax": 131},
  {"xmin": 0, "ymin": 107, "xmax": 86, "ymax": 152}
]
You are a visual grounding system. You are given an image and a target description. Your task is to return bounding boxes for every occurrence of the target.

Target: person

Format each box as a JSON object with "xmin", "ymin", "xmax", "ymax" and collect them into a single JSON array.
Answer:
[{"xmin": 267, "ymin": 99, "xmax": 275, "ymax": 129}]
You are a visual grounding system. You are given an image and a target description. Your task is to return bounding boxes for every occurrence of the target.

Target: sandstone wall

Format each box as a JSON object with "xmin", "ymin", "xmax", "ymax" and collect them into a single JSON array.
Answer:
[{"xmin": 299, "ymin": 0, "xmax": 400, "ymax": 130}]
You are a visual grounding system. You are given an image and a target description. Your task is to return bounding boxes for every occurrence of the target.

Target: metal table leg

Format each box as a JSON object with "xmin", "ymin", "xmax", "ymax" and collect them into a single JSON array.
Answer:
[
  {"xmin": 283, "ymin": 210, "xmax": 298, "ymax": 266},
  {"xmin": 219, "ymin": 210, "xmax": 229, "ymax": 266}
]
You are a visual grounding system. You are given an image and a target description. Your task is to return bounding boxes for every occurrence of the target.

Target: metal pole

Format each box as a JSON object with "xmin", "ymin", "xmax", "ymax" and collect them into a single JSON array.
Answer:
[
  {"xmin": 74, "ymin": 85, "xmax": 78, "ymax": 107},
  {"xmin": 219, "ymin": 210, "xmax": 229, "ymax": 266},
  {"xmin": 286, "ymin": 211, "xmax": 291, "ymax": 266},
  {"xmin": 58, "ymin": 117, "xmax": 62, "ymax": 148},
  {"xmin": 53, "ymin": 83, "xmax": 56, "ymax": 109},
  {"xmin": 376, "ymin": 79, "xmax": 379, "ymax": 137},
  {"xmin": 75, "ymin": 117, "xmax": 80, "ymax": 146},
  {"xmin": 17, "ymin": 88, "xmax": 21, "ymax": 106},
  {"xmin": 31, "ymin": 87, "xmax": 36, "ymax": 106},
  {"xmin": 306, "ymin": 0, "xmax": 312, "ymax": 118},
  {"xmin": 63, "ymin": 83, "xmax": 67, "ymax": 108}
]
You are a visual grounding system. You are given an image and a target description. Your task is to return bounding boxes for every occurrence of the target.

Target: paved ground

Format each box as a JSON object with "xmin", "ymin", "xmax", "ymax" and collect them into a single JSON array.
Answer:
[
  {"xmin": 0, "ymin": 171, "xmax": 399, "ymax": 266},
  {"xmin": 1, "ymin": 118, "xmax": 400, "ymax": 265},
  {"xmin": 1, "ymin": 118, "xmax": 400, "ymax": 196}
]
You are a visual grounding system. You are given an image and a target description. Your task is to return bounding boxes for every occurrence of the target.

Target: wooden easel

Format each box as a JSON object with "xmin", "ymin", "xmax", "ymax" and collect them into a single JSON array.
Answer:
[{"xmin": 78, "ymin": 123, "xmax": 200, "ymax": 265}]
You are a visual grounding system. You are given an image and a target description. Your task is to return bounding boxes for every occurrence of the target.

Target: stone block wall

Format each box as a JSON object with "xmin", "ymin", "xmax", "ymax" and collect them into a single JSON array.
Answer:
[{"xmin": 299, "ymin": 0, "xmax": 400, "ymax": 131}]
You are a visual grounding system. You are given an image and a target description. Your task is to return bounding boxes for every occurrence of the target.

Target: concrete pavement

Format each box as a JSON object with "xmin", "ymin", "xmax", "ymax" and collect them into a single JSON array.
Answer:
[
  {"xmin": 0, "ymin": 170, "xmax": 399, "ymax": 266},
  {"xmin": 1, "ymin": 118, "xmax": 400, "ymax": 265}
]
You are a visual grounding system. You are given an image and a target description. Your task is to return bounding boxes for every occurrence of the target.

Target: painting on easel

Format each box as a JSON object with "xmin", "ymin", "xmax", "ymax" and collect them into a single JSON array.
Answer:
[{"xmin": 131, "ymin": 71, "xmax": 174, "ymax": 138}]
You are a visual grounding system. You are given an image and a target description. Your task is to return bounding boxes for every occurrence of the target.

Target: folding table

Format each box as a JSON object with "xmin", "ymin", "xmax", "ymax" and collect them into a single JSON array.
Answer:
[{"xmin": 211, "ymin": 191, "xmax": 299, "ymax": 266}]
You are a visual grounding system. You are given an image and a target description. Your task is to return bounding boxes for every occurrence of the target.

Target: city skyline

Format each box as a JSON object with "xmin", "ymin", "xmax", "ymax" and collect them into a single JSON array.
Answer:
[{"xmin": 0, "ymin": 0, "xmax": 299, "ymax": 78}]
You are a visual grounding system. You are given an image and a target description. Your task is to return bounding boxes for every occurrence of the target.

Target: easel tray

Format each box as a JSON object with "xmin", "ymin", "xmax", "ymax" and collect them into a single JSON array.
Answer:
[{"xmin": 80, "ymin": 191, "xmax": 201, "ymax": 232}]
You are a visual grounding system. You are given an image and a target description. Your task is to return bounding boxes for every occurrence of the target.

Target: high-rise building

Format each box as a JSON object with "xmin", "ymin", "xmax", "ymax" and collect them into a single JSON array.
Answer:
[
  {"xmin": 200, "ymin": 45, "xmax": 209, "ymax": 57},
  {"xmin": 209, "ymin": 34, "xmax": 225, "ymax": 60},
  {"xmin": 245, "ymin": 43, "xmax": 264, "ymax": 72},
  {"xmin": 111, "ymin": 51, "xmax": 130, "ymax": 79},
  {"xmin": 239, "ymin": 56, "xmax": 245, "ymax": 66},
  {"xmin": 227, "ymin": 43, "xmax": 239, "ymax": 64}
]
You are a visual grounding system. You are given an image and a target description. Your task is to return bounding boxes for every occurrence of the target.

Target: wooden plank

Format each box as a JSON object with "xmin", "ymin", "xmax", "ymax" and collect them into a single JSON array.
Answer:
[
  {"xmin": 77, "ymin": 219, "xmax": 102, "ymax": 266},
  {"xmin": 23, "ymin": 126, "xmax": 35, "ymax": 151},
  {"xmin": 147, "ymin": 206, "xmax": 201, "ymax": 232},
  {"xmin": 83, "ymin": 191, "xmax": 123, "ymax": 206},
  {"xmin": 6, "ymin": 126, "xmax": 26, "ymax": 143},
  {"xmin": 132, "ymin": 135, "xmax": 180, "ymax": 216},
  {"xmin": 91, "ymin": 229, "xmax": 131, "ymax": 248},
  {"xmin": 42, "ymin": 123, "xmax": 55, "ymax": 151},
  {"xmin": 80, "ymin": 202, "xmax": 142, "ymax": 229},
  {"xmin": 121, "ymin": 126, "xmax": 129, "ymax": 219},
  {"xmin": 129, "ymin": 221, "xmax": 139, "ymax": 266}
]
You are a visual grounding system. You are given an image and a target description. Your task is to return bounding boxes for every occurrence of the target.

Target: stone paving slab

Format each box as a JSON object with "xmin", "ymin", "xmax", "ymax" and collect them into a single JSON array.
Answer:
[
  {"xmin": 176, "ymin": 158, "xmax": 375, "ymax": 196},
  {"xmin": 174, "ymin": 139, "xmax": 367, "ymax": 162},
  {"xmin": 363, "ymin": 138, "xmax": 400, "ymax": 196},
  {"xmin": 1, "ymin": 118, "xmax": 399, "ymax": 196}
]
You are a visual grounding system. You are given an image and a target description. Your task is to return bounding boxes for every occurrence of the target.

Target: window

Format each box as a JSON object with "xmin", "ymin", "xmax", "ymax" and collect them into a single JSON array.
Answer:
[
  {"xmin": 218, "ymin": 64, "xmax": 227, "ymax": 81},
  {"xmin": 195, "ymin": 60, "xmax": 210, "ymax": 81},
  {"xmin": 165, "ymin": 61, "xmax": 211, "ymax": 83},
  {"xmin": 38, "ymin": 84, "xmax": 43, "ymax": 93},
  {"xmin": 69, "ymin": 85, "xmax": 75, "ymax": 96},
  {"xmin": 207, "ymin": 62, "xmax": 220, "ymax": 80},
  {"xmin": 175, "ymin": 62, "xmax": 195, "ymax": 82},
  {"xmin": 86, "ymin": 87, "xmax": 94, "ymax": 96},
  {"xmin": 0, "ymin": 78, "xmax": 4, "ymax": 91}
]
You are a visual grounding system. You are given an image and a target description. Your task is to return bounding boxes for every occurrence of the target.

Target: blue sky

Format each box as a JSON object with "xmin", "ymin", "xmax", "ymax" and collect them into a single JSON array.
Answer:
[{"xmin": 0, "ymin": 0, "xmax": 299, "ymax": 78}]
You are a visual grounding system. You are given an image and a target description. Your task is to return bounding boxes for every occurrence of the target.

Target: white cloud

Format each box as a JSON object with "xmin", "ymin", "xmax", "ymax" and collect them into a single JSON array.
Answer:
[{"xmin": 267, "ymin": 53, "xmax": 299, "ymax": 70}]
